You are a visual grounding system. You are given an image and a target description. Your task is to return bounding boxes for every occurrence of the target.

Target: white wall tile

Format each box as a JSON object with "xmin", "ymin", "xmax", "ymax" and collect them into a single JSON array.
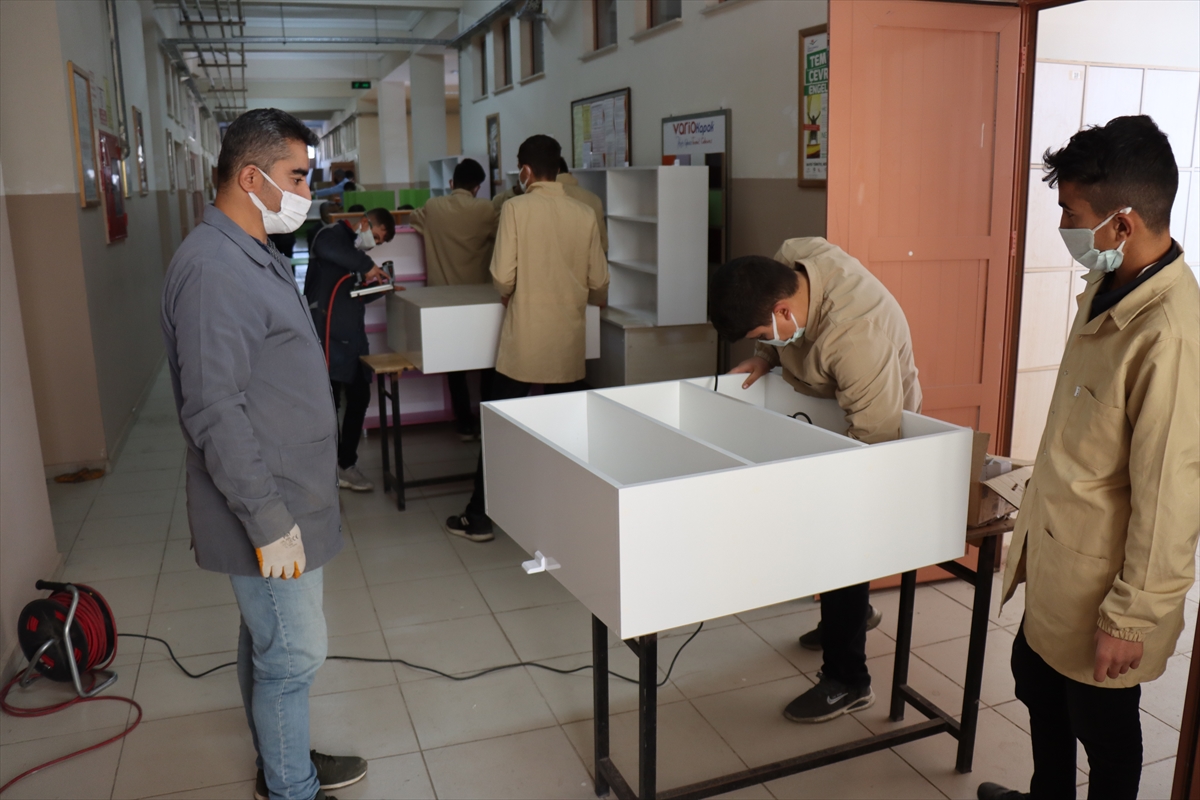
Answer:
[
  {"xmin": 1017, "ymin": 271, "xmax": 1072, "ymax": 371},
  {"xmin": 1025, "ymin": 169, "xmax": 1071, "ymax": 269},
  {"xmin": 1031, "ymin": 62, "xmax": 1086, "ymax": 162},
  {"xmin": 1184, "ymin": 171, "xmax": 1200, "ymax": 267},
  {"xmin": 1141, "ymin": 69, "xmax": 1200, "ymax": 167},
  {"xmin": 1082, "ymin": 66, "xmax": 1144, "ymax": 129}
]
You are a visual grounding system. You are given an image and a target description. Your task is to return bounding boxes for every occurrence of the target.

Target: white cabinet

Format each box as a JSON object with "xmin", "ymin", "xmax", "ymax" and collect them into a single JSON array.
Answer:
[
  {"xmin": 386, "ymin": 285, "xmax": 601, "ymax": 374},
  {"xmin": 483, "ymin": 373, "xmax": 973, "ymax": 639},
  {"xmin": 574, "ymin": 166, "xmax": 709, "ymax": 327}
]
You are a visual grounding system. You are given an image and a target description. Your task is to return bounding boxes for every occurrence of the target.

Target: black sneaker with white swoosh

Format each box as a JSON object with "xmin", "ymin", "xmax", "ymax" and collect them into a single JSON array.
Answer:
[{"xmin": 782, "ymin": 673, "xmax": 875, "ymax": 723}]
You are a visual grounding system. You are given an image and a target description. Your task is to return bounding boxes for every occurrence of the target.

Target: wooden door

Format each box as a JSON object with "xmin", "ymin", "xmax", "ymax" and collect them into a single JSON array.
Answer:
[{"xmin": 828, "ymin": 0, "xmax": 1022, "ymax": 438}]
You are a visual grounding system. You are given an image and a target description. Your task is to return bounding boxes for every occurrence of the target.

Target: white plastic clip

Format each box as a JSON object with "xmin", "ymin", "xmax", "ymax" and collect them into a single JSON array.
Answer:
[{"xmin": 521, "ymin": 551, "xmax": 560, "ymax": 574}]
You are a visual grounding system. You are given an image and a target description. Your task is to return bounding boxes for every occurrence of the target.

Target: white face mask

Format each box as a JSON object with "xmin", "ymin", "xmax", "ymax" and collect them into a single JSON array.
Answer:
[
  {"xmin": 355, "ymin": 224, "xmax": 376, "ymax": 251},
  {"xmin": 518, "ymin": 167, "xmax": 531, "ymax": 193},
  {"xmin": 762, "ymin": 310, "xmax": 805, "ymax": 348},
  {"xmin": 248, "ymin": 167, "xmax": 311, "ymax": 234},
  {"xmin": 1058, "ymin": 207, "xmax": 1131, "ymax": 273}
]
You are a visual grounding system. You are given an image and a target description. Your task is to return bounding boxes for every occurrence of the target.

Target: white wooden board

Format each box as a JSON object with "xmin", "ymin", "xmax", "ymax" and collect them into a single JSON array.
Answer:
[
  {"xmin": 483, "ymin": 372, "xmax": 974, "ymax": 639},
  {"xmin": 387, "ymin": 285, "xmax": 601, "ymax": 373}
]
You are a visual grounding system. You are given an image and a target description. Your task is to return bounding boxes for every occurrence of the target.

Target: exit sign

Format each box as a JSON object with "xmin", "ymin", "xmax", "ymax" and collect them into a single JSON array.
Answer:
[{"xmin": 351, "ymin": 81, "xmax": 371, "ymax": 89}]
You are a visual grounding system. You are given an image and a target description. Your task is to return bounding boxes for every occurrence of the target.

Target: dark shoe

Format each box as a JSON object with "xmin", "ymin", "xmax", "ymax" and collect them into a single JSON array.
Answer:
[
  {"xmin": 977, "ymin": 782, "xmax": 1028, "ymax": 800},
  {"xmin": 783, "ymin": 674, "xmax": 875, "ymax": 723},
  {"xmin": 336, "ymin": 465, "xmax": 374, "ymax": 492},
  {"xmin": 799, "ymin": 604, "xmax": 883, "ymax": 650},
  {"xmin": 457, "ymin": 422, "xmax": 482, "ymax": 442},
  {"xmin": 255, "ymin": 751, "xmax": 367, "ymax": 800},
  {"xmin": 444, "ymin": 513, "xmax": 494, "ymax": 542}
]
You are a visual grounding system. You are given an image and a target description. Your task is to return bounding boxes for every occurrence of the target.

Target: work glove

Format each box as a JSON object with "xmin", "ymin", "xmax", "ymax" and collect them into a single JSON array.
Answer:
[{"xmin": 256, "ymin": 524, "xmax": 306, "ymax": 579}]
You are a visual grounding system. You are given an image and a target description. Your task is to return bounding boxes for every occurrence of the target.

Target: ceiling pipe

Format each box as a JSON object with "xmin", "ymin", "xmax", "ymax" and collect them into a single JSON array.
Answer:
[{"xmin": 167, "ymin": 35, "xmax": 452, "ymax": 45}]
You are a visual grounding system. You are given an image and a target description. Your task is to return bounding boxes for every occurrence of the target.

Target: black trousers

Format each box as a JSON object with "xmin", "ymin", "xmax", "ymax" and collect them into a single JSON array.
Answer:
[
  {"xmin": 819, "ymin": 582, "xmax": 871, "ymax": 689},
  {"xmin": 331, "ymin": 376, "xmax": 371, "ymax": 469},
  {"xmin": 464, "ymin": 371, "xmax": 585, "ymax": 520},
  {"xmin": 447, "ymin": 370, "xmax": 494, "ymax": 433},
  {"xmin": 1012, "ymin": 623, "xmax": 1142, "ymax": 800}
]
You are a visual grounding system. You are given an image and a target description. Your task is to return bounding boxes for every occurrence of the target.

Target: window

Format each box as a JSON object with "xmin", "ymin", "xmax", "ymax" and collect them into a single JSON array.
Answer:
[
  {"xmin": 594, "ymin": 0, "xmax": 617, "ymax": 50},
  {"xmin": 499, "ymin": 19, "xmax": 513, "ymax": 88},
  {"xmin": 649, "ymin": 0, "xmax": 682, "ymax": 28},
  {"xmin": 475, "ymin": 36, "xmax": 488, "ymax": 96},
  {"xmin": 521, "ymin": 17, "xmax": 545, "ymax": 78}
]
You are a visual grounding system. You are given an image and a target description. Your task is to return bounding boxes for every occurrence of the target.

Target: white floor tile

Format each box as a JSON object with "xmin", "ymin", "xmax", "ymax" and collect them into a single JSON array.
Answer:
[
  {"xmin": 657, "ymin": 623, "xmax": 800, "ymax": 700},
  {"xmin": 0, "ymin": 724, "xmax": 126, "ymax": 799},
  {"xmin": 132, "ymin": 651, "xmax": 241, "ymax": 721},
  {"xmin": 383, "ymin": 614, "xmax": 518, "ymax": 682},
  {"xmin": 63, "ymin": 541, "xmax": 167, "ymax": 582},
  {"xmin": 309, "ymin": 684, "xmax": 420, "ymax": 760},
  {"xmin": 146, "ymin": 604, "xmax": 241, "ymax": 658},
  {"xmin": 73, "ymin": 513, "xmax": 172, "ymax": 549},
  {"xmin": 313, "ymin": 631, "xmax": 398, "ymax": 697},
  {"xmin": 329, "ymin": 752, "xmax": 435, "ymax": 800},
  {"xmin": 111, "ymin": 707, "xmax": 255, "ymax": 799},
  {"xmin": 495, "ymin": 601, "xmax": 597, "ymax": 662},
  {"xmin": 472, "ymin": 567, "xmax": 578, "ymax": 613},
  {"xmin": 767, "ymin": 747, "xmax": 945, "ymax": 799},
  {"xmin": 402, "ymin": 667, "xmax": 558, "ymax": 750},
  {"xmin": 369, "ymin": 572, "xmax": 490, "ymax": 630},
  {"xmin": 424, "ymin": 726, "xmax": 596, "ymax": 799},
  {"xmin": 360, "ymin": 539, "xmax": 466, "ymax": 586},
  {"xmin": 151, "ymin": 567, "xmax": 236, "ymax": 613}
]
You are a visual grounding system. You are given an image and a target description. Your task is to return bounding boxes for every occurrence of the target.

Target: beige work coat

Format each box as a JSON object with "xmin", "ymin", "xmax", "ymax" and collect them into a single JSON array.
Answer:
[
  {"xmin": 753, "ymin": 238, "xmax": 922, "ymax": 444},
  {"xmin": 557, "ymin": 173, "xmax": 609, "ymax": 253},
  {"xmin": 409, "ymin": 189, "xmax": 497, "ymax": 286},
  {"xmin": 492, "ymin": 181, "xmax": 609, "ymax": 384},
  {"xmin": 492, "ymin": 188, "xmax": 519, "ymax": 213},
  {"xmin": 1001, "ymin": 253, "xmax": 1199, "ymax": 687}
]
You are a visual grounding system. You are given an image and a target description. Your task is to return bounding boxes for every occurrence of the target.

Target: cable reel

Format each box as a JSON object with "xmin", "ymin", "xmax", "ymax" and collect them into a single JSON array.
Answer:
[{"xmin": 16, "ymin": 581, "xmax": 118, "ymax": 698}]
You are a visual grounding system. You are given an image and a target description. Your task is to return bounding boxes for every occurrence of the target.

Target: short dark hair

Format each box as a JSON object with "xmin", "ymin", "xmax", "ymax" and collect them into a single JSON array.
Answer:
[
  {"xmin": 558, "ymin": 157, "xmax": 570, "ymax": 175},
  {"xmin": 348, "ymin": 204, "xmax": 366, "ymax": 212},
  {"xmin": 344, "ymin": 170, "xmax": 355, "ymax": 180},
  {"xmin": 708, "ymin": 256, "xmax": 800, "ymax": 341},
  {"xmin": 517, "ymin": 135, "xmax": 562, "ymax": 181},
  {"xmin": 452, "ymin": 158, "xmax": 486, "ymax": 191},
  {"xmin": 364, "ymin": 208, "xmax": 395, "ymax": 242},
  {"xmin": 398, "ymin": 204, "xmax": 414, "ymax": 211},
  {"xmin": 1043, "ymin": 115, "xmax": 1178, "ymax": 233},
  {"xmin": 332, "ymin": 169, "xmax": 346, "ymax": 182},
  {"xmin": 217, "ymin": 108, "xmax": 317, "ymax": 188}
]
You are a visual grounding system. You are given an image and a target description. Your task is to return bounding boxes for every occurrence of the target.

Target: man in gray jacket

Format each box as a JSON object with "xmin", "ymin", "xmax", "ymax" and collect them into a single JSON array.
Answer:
[{"xmin": 161, "ymin": 108, "xmax": 366, "ymax": 800}]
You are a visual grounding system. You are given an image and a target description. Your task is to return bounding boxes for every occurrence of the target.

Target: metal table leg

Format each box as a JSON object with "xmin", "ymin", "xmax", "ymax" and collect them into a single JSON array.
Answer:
[
  {"xmin": 594, "ymin": 615, "xmax": 611, "ymax": 798},
  {"xmin": 389, "ymin": 373, "xmax": 406, "ymax": 510},
  {"xmin": 956, "ymin": 535, "xmax": 998, "ymax": 773},
  {"xmin": 890, "ymin": 570, "xmax": 918, "ymax": 721},
  {"xmin": 377, "ymin": 373, "xmax": 395, "ymax": 500},
  {"xmin": 639, "ymin": 634, "xmax": 658, "ymax": 800}
]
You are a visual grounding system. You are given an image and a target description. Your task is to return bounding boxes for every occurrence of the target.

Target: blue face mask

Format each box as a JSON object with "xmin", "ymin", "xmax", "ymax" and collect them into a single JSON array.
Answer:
[
  {"xmin": 762, "ymin": 310, "xmax": 805, "ymax": 348},
  {"xmin": 1059, "ymin": 207, "xmax": 1131, "ymax": 273}
]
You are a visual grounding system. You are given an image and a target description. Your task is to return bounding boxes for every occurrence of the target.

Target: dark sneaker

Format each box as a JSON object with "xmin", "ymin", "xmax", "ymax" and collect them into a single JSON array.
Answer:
[
  {"xmin": 457, "ymin": 422, "xmax": 482, "ymax": 442},
  {"xmin": 255, "ymin": 752, "xmax": 366, "ymax": 800},
  {"xmin": 798, "ymin": 604, "xmax": 884, "ymax": 650},
  {"xmin": 977, "ymin": 783, "xmax": 1029, "ymax": 800},
  {"xmin": 445, "ymin": 513, "xmax": 494, "ymax": 542},
  {"xmin": 783, "ymin": 675, "xmax": 875, "ymax": 723}
]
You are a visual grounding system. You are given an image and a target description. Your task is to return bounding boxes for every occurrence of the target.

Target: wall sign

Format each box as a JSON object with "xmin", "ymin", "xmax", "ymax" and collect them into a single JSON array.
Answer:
[
  {"xmin": 68, "ymin": 62, "xmax": 100, "ymax": 208},
  {"xmin": 662, "ymin": 109, "xmax": 731, "ymax": 266},
  {"xmin": 799, "ymin": 24, "xmax": 829, "ymax": 187},
  {"xmin": 571, "ymin": 88, "xmax": 630, "ymax": 169}
]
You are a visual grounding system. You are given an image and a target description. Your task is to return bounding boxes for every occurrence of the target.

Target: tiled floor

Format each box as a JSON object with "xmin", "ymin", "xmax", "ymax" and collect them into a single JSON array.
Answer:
[{"xmin": 2, "ymin": 365, "xmax": 1194, "ymax": 799}]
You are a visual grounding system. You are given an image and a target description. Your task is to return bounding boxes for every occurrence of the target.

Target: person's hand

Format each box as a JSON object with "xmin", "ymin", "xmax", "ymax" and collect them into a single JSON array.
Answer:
[
  {"xmin": 1093, "ymin": 628, "xmax": 1143, "ymax": 682},
  {"xmin": 363, "ymin": 265, "xmax": 389, "ymax": 285},
  {"xmin": 728, "ymin": 356, "xmax": 772, "ymax": 389},
  {"xmin": 256, "ymin": 525, "xmax": 306, "ymax": 579}
]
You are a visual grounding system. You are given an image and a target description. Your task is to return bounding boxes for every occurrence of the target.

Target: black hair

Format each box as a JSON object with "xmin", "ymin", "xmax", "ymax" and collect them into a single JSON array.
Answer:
[
  {"xmin": 398, "ymin": 204, "xmax": 415, "ymax": 211},
  {"xmin": 217, "ymin": 108, "xmax": 318, "ymax": 188},
  {"xmin": 332, "ymin": 169, "xmax": 346, "ymax": 182},
  {"xmin": 517, "ymin": 135, "xmax": 562, "ymax": 181},
  {"xmin": 364, "ymin": 208, "xmax": 396, "ymax": 241},
  {"xmin": 348, "ymin": 204, "xmax": 366, "ymax": 212},
  {"xmin": 708, "ymin": 256, "xmax": 801, "ymax": 341},
  {"xmin": 558, "ymin": 157, "xmax": 570, "ymax": 175},
  {"xmin": 1043, "ymin": 115, "xmax": 1178, "ymax": 233},
  {"xmin": 452, "ymin": 158, "xmax": 486, "ymax": 191},
  {"xmin": 344, "ymin": 170, "xmax": 355, "ymax": 180}
]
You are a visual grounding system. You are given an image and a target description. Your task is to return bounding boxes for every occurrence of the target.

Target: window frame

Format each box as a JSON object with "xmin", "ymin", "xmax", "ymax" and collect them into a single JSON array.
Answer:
[
  {"xmin": 648, "ymin": 0, "xmax": 682, "ymax": 29},
  {"xmin": 593, "ymin": 0, "xmax": 617, "ymax": 51}
]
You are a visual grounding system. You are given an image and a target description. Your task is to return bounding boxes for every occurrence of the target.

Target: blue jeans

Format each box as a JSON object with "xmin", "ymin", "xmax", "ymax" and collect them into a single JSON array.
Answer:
[{"xmin": 230, "ymin": 567, "xmax": 327, "ymax": 800}]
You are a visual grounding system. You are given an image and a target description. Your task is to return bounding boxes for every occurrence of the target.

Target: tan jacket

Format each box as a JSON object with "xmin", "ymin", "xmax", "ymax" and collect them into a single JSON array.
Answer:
[
  {"xmin": 557, "ymin": 173, "xmax": 609, "ymax": 253},
  {"xmin": 1002, "ymin": 253, "xmax": 1199, "ymax": 687},
  {"xmin": 409, "ymin": 188, "xmax": 497, "ymax": 286},
  {"xmin": 754, "ymin": 238, "xmax": 922, "ymax": 444},
  {"xmin": 492, "ymin": 188, "xmax": 519, "ymax": 213},
  {"xmin": 492, "ymin": 181, "xmax": 609, "ymax": 384}
]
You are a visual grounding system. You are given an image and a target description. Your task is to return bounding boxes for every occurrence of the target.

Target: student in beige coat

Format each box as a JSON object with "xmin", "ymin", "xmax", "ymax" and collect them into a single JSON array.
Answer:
[
  {"xmin": 978, "ymin": 117, "xmax": 1199, "ymax": 800},
  {"xmin": 444, "ymin": 135, "xmax": 608, "ymax": 543},
  {"xmin": 709, "ymin": 237, "xmax": 920, "ymax": 724},
  {"xmin": 408, "ymin": 158, "xmax": 498, "ymax": 439},
  {"xmin": 557, "ymin": 157, "xmax": 608, "ymax": 253}
]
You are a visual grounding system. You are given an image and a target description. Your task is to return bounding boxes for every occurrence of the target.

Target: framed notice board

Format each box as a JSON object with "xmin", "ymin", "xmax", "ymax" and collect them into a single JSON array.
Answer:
[
  {"xmin": 571, "ymin": 88, "xmax": 630, "ymax": 169},
  {"xmin": 799, "ymin": 24, "xmax": 829, "ymax": 187}
]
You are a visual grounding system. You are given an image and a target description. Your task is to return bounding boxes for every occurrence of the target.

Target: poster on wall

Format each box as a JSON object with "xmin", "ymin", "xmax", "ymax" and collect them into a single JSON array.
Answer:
[
  {"xmin": 133, "ymin": 106, "xmax": 149, "ymax": 196},
  {"xmin": 166, "ymin": 130, "xmax": 177, "ymax": 191},
  {"xmin": 571, "ymin": 88, "xmax": 630, "ymax": 169},
  {"xmin": 97, "ymin": 130, "xmax": 128, "ymax": 243},
  {"xmin": 662, "ymin": 109, "xmax": 731, "ymax": 266},
  {"xmin": 799, "ymin": 25, "xmax": 829, "ymax": 187},
  {"xmin": 486, "ymin": 113, "xmax": 502, "ymax": 199},
  {"xmin": 68, "ymin": 62, "xmax": 100, "ymax": 208}
]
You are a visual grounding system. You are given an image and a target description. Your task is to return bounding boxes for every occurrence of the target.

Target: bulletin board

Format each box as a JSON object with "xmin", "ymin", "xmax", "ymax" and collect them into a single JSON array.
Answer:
[
  {"xmin": 571, "ymin": 88, "xmax": 630, "ymax": 169},
  {"xmin": 97, "ymin": 130, "xmax": 128, "ymax": 243},
  {"xmin": 799, "ymin": 25, "xmax": 829, "ymax": 187}
]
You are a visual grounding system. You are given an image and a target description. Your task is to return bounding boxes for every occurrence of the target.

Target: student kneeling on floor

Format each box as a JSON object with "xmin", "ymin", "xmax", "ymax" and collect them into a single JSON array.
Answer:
[
  {"xmin": 444, "ymin": 134, "xmax": 609, "ymax": 543},
  {"xmin": 709, "ymin": 237, "xmax": 922, "ymax": 724},
  {"xmin": 977, "ymin": 117, "xmax": 1199, "ymax": 800}
]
